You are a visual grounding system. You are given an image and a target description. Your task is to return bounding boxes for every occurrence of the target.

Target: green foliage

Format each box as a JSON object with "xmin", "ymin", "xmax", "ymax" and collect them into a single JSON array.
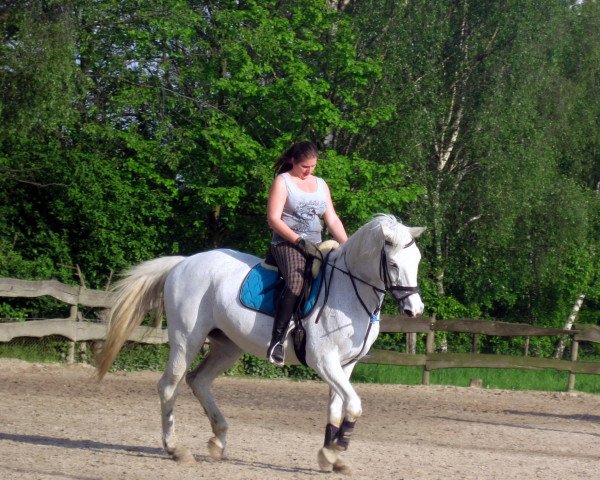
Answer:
[
  {"xmin": 227, "ymin": 353, "xmax": 286, "ymax": 378},
  {"xmin": 0, "ymin": 297, "xmax": 70, "ymax": 323},
  {"xmin": 372, "ymin": 333, "xmax": 408, "ymax": 353},
  {"xmin": 2, "ymin": 0, "xmax": 418, "ymax": 280},
  {"xmin": 227, "ymin": 353, "xmax": 319, "ymax": 380},
  {"xmin": 110, "ymin": 343, "xmax": 172, "ymax": 372},
  {"xmin": 3, "ymin": 339, "xmax": 597, "ymax": 393},
  {"xmin": 1, "ymin": 0, "xmax": 600, "ymax": 360},
  {"xmin": 0, "ymin": 304, "xmax": 26, "ymax": 322},
  {"xmin": 318, "ymin": 151, "xmax": 423, "ymax": 231},
  {"xmin": 352, "ymin": 364, "xmax": 423, "ymax": 385},
  {"xmin": 350, "ymin": 0, "xmax": 600, "ymax": 328}
]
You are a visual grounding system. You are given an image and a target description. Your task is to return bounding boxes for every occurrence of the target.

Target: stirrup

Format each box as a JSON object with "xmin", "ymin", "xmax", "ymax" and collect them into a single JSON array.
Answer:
[{"xmin": 267, "ymin": 343, "xmax": 285, "ymax": 367}]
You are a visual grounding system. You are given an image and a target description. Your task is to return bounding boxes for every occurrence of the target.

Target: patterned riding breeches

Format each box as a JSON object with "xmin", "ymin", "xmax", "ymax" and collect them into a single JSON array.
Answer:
[{"xmin": 270, "ymin": 242, "xmax": 307, "ymax": 296}]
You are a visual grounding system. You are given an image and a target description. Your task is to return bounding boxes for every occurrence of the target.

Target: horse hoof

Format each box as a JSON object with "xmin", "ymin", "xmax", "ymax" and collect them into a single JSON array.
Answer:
[
  {"xmin": 207, "ymin": 436, "xmax": 224, "ymax": 461},
  {"xmin": 333, "ymin": 458, "xmax": 352, "ymax": 475},
  {"xmin": 317, "ymin": 447, "xmax": 337, "ymax": 471},
  {"xmin": 171, "ymin": 445, "xmax": 195, "ymax": 464}
]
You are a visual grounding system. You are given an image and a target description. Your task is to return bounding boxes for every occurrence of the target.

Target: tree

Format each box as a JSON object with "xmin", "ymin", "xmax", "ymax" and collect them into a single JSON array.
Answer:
[
  {"xmin": 350, "ymin": 0, "xmax": 600, "ymax": 333},
  {"xmin": 1, "ymin": 0, "xmax": 420, "ymax": 287},
  {"xmin": 0, "ymin": 2, "xmax": 80, "ymax": 280}
]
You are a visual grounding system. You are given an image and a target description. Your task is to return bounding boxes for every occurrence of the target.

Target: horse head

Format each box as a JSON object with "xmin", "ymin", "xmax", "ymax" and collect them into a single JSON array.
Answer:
[
  {"xmin": 343, "ymin": 214, "xmax": 426, "ymax": 317},
  {"xmin": 380, "ymin": 221, "xmax": 425, "ymax": 317}
]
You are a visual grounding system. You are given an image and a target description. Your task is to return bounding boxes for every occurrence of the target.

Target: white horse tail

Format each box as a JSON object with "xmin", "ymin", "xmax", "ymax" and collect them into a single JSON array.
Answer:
[{"xmin": 96, "ymin": 256, "xmax": 186, "ymax": 379}]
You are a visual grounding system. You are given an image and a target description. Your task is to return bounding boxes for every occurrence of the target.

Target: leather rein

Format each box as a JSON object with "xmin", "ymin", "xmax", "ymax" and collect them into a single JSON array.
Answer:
[
  {"xmin": 312, "ymin": 239, "xmax": 420, "ymax": 366},
  {"xmin": 316, "ymin": 239, "xmax": 420, "ymax": 321}
]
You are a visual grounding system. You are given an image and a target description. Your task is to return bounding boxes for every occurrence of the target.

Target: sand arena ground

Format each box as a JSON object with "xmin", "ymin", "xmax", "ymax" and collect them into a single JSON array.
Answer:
[{"xmin": 0, "ymin": 359, "xmax": 598, "ymax": 479}]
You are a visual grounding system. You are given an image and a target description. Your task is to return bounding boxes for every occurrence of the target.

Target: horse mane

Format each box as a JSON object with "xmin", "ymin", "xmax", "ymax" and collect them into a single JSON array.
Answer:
[{"xmin": 340, "ymin": 214, "xmax": 405, "ymax": 259}]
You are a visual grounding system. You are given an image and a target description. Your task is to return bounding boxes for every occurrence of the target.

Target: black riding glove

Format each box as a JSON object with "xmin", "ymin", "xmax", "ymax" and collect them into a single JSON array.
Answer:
[{"xmin": 296, "ymin": 238, "xmax": 321, "ymax": 259}]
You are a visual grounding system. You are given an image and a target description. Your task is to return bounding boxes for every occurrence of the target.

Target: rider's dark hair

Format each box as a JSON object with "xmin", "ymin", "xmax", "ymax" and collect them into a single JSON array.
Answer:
[{"xmin": 274, "ymin": 141, "xmax": 319, "ymax": 175}]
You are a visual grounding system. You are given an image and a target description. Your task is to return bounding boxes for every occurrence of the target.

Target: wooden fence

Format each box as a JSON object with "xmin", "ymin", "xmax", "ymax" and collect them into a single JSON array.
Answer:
[
  {"xmin": 373, "ymin": 315, "xmax": 600, "ymax": 391},
  {"xmin": 1, "ymin": 277, "xmax": 599, "ymax": 391}
]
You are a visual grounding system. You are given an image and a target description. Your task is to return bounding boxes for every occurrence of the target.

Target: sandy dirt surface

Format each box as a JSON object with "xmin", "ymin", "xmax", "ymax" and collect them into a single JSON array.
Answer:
[{"xmin": 0, "ymin": 358, "xmax": 599, "ymax": 480}]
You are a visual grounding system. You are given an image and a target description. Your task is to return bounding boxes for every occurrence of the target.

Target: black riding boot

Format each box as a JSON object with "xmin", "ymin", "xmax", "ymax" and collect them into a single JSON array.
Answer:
[{"xmin": 267, "ymin": 288, "xmax": 300, "ymax": 367}]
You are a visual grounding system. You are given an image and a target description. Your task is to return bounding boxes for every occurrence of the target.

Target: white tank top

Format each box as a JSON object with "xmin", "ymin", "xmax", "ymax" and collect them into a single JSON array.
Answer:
[{"xmin": 271, "ymin": 172, "xmax": 328, "ymax": 244}]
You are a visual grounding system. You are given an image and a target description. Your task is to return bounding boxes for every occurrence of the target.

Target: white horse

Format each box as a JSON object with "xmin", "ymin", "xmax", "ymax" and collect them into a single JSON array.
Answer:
[{"xmin": 96, "ymin": 214, "xmax": 425, "ymax": 473}]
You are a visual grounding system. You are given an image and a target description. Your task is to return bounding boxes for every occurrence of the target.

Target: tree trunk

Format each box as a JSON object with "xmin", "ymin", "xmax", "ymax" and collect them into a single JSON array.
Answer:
[
  {"xmin": 431, "ymin": 179, "xmax": 446, "ymax": 297},
  {"xmin": 554, "ymin": 293, "xmax": 585, "ymax": 359}
]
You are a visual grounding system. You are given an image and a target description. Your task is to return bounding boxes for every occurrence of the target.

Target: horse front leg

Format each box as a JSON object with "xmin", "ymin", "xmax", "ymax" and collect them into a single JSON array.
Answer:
[
  {"xmin": 316, "ymin": 360, "xmax": 358, "ymax": 474},
  {"xmin": 319, "ymin": 390, "xmax": 349, "ymax": 473}
]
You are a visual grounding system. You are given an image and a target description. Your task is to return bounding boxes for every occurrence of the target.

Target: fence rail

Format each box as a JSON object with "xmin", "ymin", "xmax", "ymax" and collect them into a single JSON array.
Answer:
[
  {"xmin": 0, "ymin": 319, "xmax": 168, "ymax": 344},
  {"xmin": 0, "ymin": 277, "xmax": 115, "ymax": 308},
  {"xmin": 1, "ymin": 277, "xmax": 599, "ymax": 390}
]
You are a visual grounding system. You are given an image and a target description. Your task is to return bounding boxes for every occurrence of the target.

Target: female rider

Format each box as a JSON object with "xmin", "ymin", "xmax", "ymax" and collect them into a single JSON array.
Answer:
[{"xmin": 266, "ymin": 141, "xmax": 348, "ymax": 366}]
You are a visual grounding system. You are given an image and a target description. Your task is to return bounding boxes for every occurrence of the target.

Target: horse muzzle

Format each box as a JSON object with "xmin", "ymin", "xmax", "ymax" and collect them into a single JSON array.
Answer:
[
  {"xmin": 400, "ymin": 298, "xmax": 424, "ymax": 317},
  {"xmin": 390, "ymin": 286, "xmax": 423, "ymax": 317}
]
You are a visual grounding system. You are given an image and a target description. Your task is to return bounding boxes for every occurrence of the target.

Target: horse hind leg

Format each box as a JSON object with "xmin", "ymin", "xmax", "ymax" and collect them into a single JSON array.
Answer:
[
  {"xmin": 158, "ymin": 340, "xmax": 202, "ymax": 464},
  {"xmin": 186, "ymin": 330, "xmax": 243, "ymax": 461}
]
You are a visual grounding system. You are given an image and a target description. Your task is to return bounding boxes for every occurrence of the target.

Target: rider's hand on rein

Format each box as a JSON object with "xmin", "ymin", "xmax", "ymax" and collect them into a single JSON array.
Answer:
[{"xmin": 296, "ymin": 238, "xmax": 322, "ymax": 259}]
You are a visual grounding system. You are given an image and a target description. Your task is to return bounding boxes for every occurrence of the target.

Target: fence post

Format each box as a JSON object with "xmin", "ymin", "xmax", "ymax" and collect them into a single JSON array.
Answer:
[
  {"xmin": 471, "ymin": 334, "xmax": 479, "ymax": 354},
  {"xmin": 406, "ymin": 332, "xmax": 417, "ymax": 354},
  {"xmin": 67, "ymin": 269, "xmax": 88, "ymax": 364},
  {"xmin": 567, "ymin": 337, "xmax": 579, "ymax": 392},
  {"xmin": 66, "ymin": 305, "xmax": 78, "ymax": 364},
  {"xmin": 422, "ymin": 316, "xmax": 436, "ymax": 385}
]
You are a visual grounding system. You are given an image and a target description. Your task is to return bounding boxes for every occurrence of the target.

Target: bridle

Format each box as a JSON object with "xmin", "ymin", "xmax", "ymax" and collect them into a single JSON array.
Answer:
[
  {"xmin": 315, "ymin": 238, "xmax": 420, "ymax": 325},
  {"xmin": 380, "ymin": 239, "xmax": 421, "ymax": 304},
  {"xmin": 312, "ymin": 237, "xmax": 420, "ymax": 367}
]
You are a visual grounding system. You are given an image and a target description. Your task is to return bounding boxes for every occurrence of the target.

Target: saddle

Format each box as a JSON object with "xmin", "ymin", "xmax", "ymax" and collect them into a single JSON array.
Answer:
[
  {"xmin": 239, "ymin": 240, "xmax": 339, "ymax": 365},
  {"xmin": 238, "ymin": 262, "xmax": 323, "ymax": 318}
]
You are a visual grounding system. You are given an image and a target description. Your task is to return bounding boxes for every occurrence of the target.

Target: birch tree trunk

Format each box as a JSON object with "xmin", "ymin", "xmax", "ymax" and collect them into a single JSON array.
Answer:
[
  {"xmin": 554, "ymin": 293, "xmax": 585, "ymax": 359},
  {"xmin": 328, "ymin": 0, "xmax": 351, "ymax": 11},
  {"xmin": 429, "ymin": 1, "xmax": 471, "ymax": 353}
]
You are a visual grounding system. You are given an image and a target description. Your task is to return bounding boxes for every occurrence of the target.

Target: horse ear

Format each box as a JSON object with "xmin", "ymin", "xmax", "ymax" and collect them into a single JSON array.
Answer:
[
  {"xmin": 409, "ymin": 227, "xmax": 427, "ymax": 239},
  {"xmin": 380, "ymin": 223, "xmax": 394, "ymax": 241}
]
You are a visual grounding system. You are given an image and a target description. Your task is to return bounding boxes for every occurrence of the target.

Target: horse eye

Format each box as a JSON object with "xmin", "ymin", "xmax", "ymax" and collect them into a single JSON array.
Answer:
[
  {"xmin": 385, "ymin": 240, "xmax": 393, "ymax": 247},
  {"xmin": 390, "ymin": 262, "xmax": 398, "ymax": 269}
]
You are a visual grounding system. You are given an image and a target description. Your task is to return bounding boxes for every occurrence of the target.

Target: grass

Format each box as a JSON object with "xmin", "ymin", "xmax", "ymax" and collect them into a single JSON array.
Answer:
[
  {"xmin": 0, "ymin": 337, "xmax": 70, "ymax": 363},
  {"xmin": 351, "ymin": 363, "xmax": 600, "ymax": 394}
]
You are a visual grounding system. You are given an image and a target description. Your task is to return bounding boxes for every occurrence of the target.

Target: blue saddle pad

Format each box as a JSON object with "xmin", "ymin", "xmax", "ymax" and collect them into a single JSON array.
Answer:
[{"xmin": 239, "ymin": 262, "xmax": 323, "ymax": 318}]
